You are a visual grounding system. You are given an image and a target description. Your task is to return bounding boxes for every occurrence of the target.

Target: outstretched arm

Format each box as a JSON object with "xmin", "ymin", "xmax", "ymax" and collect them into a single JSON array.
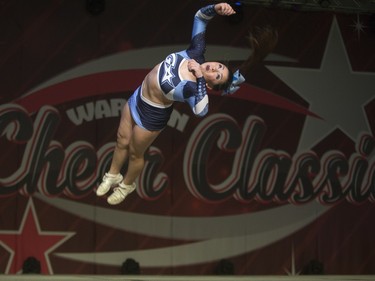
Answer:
[
  {"xmin": 191, "ymin": 3, "xmax": 236, "ymax": 38},
  {"xmin": 183, "ymin": 3, "xmax": 236, "ymax": 116},
  {"xmin": 187, "ymin": 3, "xmax": 235, "ymax": 62}
]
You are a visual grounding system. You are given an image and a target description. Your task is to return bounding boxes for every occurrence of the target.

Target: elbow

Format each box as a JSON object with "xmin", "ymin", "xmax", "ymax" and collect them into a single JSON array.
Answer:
[
  {"xmin": 193, "ymin": 95, "xmax": 209, "ymax": 117},
  {"xmin": 194, "ymin": 106, "xmax": 209, "ymax": 117}
]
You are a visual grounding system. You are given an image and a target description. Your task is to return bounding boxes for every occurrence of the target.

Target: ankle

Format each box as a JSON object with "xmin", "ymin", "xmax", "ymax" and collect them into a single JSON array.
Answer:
[
  {"xmin": 119, "ymin": 182, "xmax": 135, "ymax": 188},
  {"xmin": 106, "ymin": 172, "xmax": 121, "ymax": 177}
]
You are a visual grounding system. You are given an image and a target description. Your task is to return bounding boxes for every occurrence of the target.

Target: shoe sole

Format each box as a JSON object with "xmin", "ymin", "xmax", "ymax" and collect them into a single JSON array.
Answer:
[
  {"xmin": 107, "ymin": 185, "xmax": 136, "ymax": 205},
  {"xmin": 96, "ymin": 179, "xmax": 122, "ymax": 197}
]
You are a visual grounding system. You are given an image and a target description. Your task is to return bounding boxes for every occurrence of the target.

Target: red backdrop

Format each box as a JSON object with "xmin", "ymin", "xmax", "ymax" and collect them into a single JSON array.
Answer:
[{"xmin": 0, "ymin": 0, "xmax": 374, "ymax": 275}]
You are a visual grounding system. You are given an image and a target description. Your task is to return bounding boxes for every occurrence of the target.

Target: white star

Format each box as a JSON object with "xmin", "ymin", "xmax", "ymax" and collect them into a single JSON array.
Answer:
[
  {"xmin": 351, "ymin": 14, "xmax": 366, "ymax": 40},
  {"xmin": 267, "ymin": 17, "xmax": 375, "ymax": 152},
  {"xmin": 284, "ymin": 242, "xmax": 301, "ymax": 275},
  {"xmin": 161, "ymin": 54, "xmax": 176, "ymax": 87}
]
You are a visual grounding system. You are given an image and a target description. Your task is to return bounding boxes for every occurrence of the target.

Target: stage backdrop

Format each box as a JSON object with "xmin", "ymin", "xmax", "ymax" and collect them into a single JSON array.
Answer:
[{"xmin": 0, "ymin": 0, "xmax": 374, "ymax": 276}]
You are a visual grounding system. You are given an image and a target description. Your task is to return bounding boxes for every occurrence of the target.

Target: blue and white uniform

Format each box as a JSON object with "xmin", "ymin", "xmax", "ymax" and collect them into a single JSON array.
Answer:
[{"xmin": 128, "ymin": 5, "xmax": 217, "ymax": 131}]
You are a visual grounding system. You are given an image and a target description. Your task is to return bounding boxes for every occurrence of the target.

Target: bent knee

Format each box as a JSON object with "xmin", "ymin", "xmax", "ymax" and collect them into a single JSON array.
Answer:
[
  {"xmin": 128, "ymin": 143, "xmax": 145, "ymax": 161},
  {"xmin": 128, "ymin": 149, "xmax": 143, "ymax": 161},
  {"xmin": 116, "ymin": 131, "xmax": 130, "ymax": 150}
]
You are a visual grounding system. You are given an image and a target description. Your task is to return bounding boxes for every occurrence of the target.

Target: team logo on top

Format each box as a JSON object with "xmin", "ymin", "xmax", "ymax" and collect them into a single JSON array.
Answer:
[{"xmin": 161, "ymin": 53, "xmax": 177, "ymax": 87}]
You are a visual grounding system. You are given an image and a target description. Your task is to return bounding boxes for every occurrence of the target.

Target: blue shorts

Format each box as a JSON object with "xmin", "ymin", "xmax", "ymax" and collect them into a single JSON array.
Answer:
[{"xmin": 128, "ymin": 85, "xmax": 173, "ymax": 131}]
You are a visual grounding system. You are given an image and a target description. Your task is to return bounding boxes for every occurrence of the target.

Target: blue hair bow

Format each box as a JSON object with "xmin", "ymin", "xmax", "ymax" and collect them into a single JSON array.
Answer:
[{"xmin": 222, "ymin": 69, "xmax": 245, "ymax": 95}]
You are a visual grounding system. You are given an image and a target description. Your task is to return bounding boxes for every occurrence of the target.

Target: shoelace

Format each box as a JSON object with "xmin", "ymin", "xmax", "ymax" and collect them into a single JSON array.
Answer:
[
  {"xmin": 113, "ymin": 185, "xmax": 134, "ymax": 197},
  {"xmin": 113, "ymin": 187, "xmax": 126, "ymax": 195}
]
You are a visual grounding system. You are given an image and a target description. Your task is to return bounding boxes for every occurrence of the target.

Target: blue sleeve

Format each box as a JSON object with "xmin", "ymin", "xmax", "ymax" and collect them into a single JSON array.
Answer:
[
  {"xmin": 186, "ymin": 4, "xmax": 217, "ymax": 63},
  {"xmin": 182, "ymin": 78, "xmax": 209, "ymax": 117},
  {"xmin": 174, "ymin": 5, "xmax": 216, "ymax": 117}
]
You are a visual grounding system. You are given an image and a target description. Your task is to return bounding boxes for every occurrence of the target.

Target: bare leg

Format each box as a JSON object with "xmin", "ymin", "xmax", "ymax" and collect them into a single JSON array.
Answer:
[
  {"xmin": 106, "ymin": 119, "xmax": 161, "ymax": 205},
  {"xmin": 96, "ymin": 103, "xmax": 135, "ymax": 197},
  {"xmin": 123, "ymin": 125, "xmax": 161, "ymax": 185},
  {"xmin": 108, "ymin": 103, "xmax": 134, "ymax": 175}
]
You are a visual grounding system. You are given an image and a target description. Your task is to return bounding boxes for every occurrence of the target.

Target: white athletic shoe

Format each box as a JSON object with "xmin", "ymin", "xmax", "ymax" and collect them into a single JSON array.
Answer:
[
  {"xmin": 96, "ymin": 173, "xmax": 123, "ymax": 196},
  {"xmin": 107, "ymin": 182, "xmax": 136, "ymax": 205}
]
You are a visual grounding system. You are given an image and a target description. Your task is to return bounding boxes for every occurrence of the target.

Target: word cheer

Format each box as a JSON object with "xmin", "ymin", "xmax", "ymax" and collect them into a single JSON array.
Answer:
[{"xmin": 0, "ymin": 104, "xmax": 374, "ymax": 204}]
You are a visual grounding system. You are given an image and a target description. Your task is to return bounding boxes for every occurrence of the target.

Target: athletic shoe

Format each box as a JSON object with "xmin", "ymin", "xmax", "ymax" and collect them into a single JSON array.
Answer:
[
  {"xmin": 96, "ymin": 173, "xmax": 123, "ymax": 196},
  {"xmin": 107, "ymin": 182, "xmax": 136, "ymax": 205}
]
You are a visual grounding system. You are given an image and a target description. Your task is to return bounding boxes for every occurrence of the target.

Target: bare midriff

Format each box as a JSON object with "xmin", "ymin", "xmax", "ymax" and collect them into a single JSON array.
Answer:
[{"xmin": 141, "ymin": 60, "xmax": 196, "ymax": 107}]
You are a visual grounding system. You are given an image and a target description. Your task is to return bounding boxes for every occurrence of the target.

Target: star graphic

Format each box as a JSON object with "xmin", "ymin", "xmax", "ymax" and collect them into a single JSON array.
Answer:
[
  {"xmin": 0, "ymin": 199, "xmax": 74, "ymax": 274},
  {"xmin": 267, "ymin": 17, "xmax": 375, "ymax": 152},
  {"xmin": 161, "ymin": 54, "xmax": 176, "ymax": 88},
  {"xmin": 351, "ymin": 14, "xmax": 366, "ymax": 40},
  {"xmin": 284, "ymin": 242, "xmax": 301, "ymax": 275}
]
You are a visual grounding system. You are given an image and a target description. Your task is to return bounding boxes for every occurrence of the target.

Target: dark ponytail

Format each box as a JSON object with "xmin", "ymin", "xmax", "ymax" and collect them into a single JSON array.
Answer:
[
  {"xmin": 218, "ymin": 26, "xmax": 278, "ymax": 95},
  {"xmin": 239, "ymin": 26, "xmax": 278, "ymax": 75}
]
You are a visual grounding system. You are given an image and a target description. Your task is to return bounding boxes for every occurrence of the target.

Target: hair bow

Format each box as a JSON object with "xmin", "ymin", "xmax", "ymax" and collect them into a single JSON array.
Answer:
[{"xmin": 222, "ymin": 69, "xmax": 245, "ymax": 95}]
